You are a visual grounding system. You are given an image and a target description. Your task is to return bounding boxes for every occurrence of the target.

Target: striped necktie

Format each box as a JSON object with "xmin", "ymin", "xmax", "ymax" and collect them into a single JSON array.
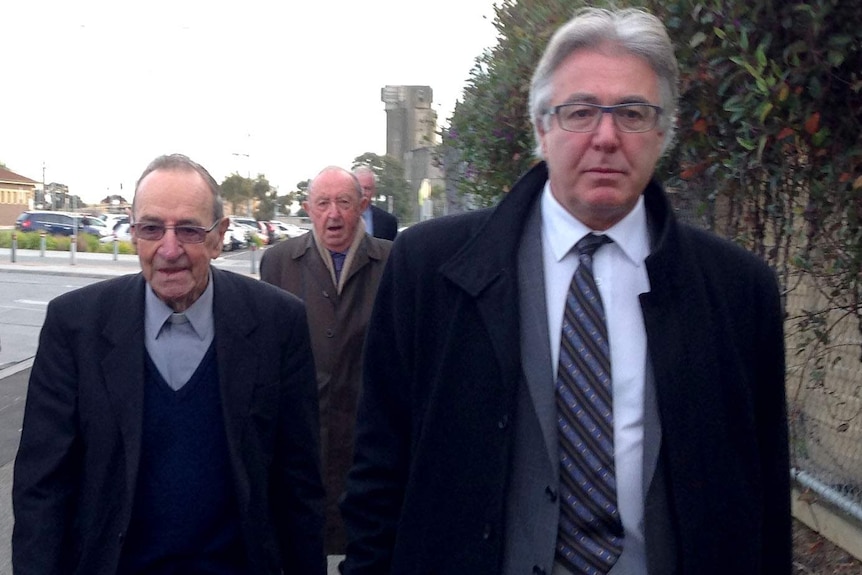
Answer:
[{"xmin": 555, "ymin": 233, "xmax": 623, "ymax": 574}]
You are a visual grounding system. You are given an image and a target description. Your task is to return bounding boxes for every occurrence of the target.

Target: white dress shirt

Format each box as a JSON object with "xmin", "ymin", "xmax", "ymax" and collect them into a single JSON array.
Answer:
[{"xmin": 541, "ymin": 183, "xmax": 651, "ymax": 575}]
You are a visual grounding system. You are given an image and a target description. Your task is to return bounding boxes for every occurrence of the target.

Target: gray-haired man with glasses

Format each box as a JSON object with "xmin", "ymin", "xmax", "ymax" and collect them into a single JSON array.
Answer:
[
  {"xmin": 13, "ymin": 153, "xmax": 327, "ymax": 574},
  {"xmin": 341, "ymin": 7, "xmax": 790, "ymax": 575}
]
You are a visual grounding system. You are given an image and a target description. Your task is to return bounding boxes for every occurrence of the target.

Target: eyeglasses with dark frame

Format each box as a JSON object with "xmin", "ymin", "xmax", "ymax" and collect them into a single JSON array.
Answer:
[
  {"xmin": 131, "ymin": 220, "xmax": 222, "ymax": 243},
  {"xmin": 548, "ymin": 102, "xmax": 663, "ymax": 133}
]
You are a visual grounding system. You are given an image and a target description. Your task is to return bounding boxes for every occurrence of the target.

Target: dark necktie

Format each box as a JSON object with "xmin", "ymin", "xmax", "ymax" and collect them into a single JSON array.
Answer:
[
  {"xmin": 555, "ymin": 233, "xmax": 623, "ymax": 574},
  {"xmin": 330, "ymin": 251, "xmax": 347, "ymax": 283}
]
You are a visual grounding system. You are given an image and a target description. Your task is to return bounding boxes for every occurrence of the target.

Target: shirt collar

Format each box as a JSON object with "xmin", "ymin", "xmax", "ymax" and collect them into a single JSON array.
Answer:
[
  {"xmin": 144, "ymin": 269, "xmax": 215, "ymax": 341},
  {"xmin": 541, "ymin": 180, "xmax": 650, "ymax": 266}
]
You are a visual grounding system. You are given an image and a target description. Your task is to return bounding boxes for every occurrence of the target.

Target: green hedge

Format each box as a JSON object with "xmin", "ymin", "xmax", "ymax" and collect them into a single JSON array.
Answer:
[{"xmin": 0, "ymin": 230, "xmax": 137, "ymax": 255}]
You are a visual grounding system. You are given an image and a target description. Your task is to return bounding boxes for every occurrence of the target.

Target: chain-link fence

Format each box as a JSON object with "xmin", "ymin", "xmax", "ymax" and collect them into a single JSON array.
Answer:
[
  {"xmin": 785, "ymin": 277, "xmax": 862, "ymax": 512},
  {"xmin": 669, "ymin": 191, "xmax": 862, "ymax": 518}
]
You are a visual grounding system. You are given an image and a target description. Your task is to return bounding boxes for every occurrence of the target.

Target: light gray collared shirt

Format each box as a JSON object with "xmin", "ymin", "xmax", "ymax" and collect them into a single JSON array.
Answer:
[
  {"xmin": 361, "ymin": 207, "xmax": 374, "ymax": 236},
  {"xmin": 144, "ymin": 271, "xmax": 215, "ymax": 390}
]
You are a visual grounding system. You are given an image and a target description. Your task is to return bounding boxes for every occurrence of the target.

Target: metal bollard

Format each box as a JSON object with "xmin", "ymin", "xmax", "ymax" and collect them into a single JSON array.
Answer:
[
  {"xmin": 70, "ymin": 234, "xmax": 77, "ymax": 266},
  {"xmin": 249, "ymin": 243, "xmax": 257, "ymax": 275},
  {"xmin": 113, "ymin": 238, "xmax": 119, "ymax": 261},
  {"xmin": 40, "ymin": 232, "xmax": 47, "ymax": 257},
  {"xmin": 11, "ymin": 231, "xmax": 17, "ymax": 263}
]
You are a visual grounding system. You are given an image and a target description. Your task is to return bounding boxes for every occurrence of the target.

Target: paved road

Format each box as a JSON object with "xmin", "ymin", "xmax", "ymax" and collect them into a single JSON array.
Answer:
[
  {"xmin": 0, "ymin": 246, "xmax": 344, "ymax": 574},
  {"xmin": 0, "ymin": 362, "xmax": 29, "ymax": 575}
]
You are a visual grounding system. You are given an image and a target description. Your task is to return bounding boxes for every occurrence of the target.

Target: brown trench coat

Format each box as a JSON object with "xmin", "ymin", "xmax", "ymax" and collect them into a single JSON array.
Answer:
[{"xmin": 260, "ymin": 229, "xmax": 391, "ymax": 553}]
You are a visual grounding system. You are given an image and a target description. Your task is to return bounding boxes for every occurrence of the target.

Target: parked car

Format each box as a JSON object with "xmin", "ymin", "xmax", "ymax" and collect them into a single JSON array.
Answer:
[
  {"xmin": 229, "ymin": 217, "xmax": 266, "ymax": 244},
  {"xmin": 222, "ymin": 223, "xmax": 249, "ymax": 252},
  {"xmin": 269, "ymin": 220, "xmax": 308, "ymax": 239},
  {"xmin": 100, "ymin": 213, "xmax": 130, "ymax": 233},
  {"xmin": 79, "ymin": 216, "xmax": 112, "ymax": 238},
  {"xmin": 100, "ymin": 223, "xmax": 132, "ymax": 244},
  {"xmin": 15, "ymin": 211, "xmax": 100, "ymax": 237}
]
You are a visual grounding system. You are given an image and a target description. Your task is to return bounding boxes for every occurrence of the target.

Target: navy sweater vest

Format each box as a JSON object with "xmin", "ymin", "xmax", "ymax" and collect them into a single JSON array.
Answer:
[{"xmin": 118, "ymin": 345, "xmax": 249, "ymax": 574}]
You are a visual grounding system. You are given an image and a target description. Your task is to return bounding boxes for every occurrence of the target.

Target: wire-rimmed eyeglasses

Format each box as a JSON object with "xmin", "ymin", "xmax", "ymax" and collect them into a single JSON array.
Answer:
[
  {"xmin": 131, "ymin": 220, "xmax": 221, "ymax": 243},
  {"xmin": 548, "ymin": 102, "xmax": 663, "ymax": 133}
]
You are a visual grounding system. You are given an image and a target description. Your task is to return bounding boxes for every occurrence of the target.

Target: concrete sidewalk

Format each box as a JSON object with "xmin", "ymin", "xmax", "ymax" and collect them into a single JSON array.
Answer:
[
  {"xmin": 0, "ymin": 247, "xmax": 141, "ymax": 279},
  {"xmin": 0, "ymin": 247, "xmax": 261, "ymax": 279}
]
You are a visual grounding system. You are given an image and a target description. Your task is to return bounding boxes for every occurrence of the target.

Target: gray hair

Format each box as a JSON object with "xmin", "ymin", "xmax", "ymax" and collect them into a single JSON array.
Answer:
[
  {"xmin": 352, "ymin": 166, "xmax": 378, "ymax": 186},
  {"xmin": 309, "ymin": 166, "xmax": 363, "ymax": 200},
  {"xmin": 133, "ymin": 153, "xmax": 224, "ymax": 221},
  {"xmin": 529, "ymin": 7, "xmax": 679, "ymax": 157}
]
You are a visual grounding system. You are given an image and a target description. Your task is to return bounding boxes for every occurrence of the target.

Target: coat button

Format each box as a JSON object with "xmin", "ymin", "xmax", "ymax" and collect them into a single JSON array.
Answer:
[
  {"xmin": 532, "ymin": 566, "xmax": 546, "ymax": 575},
  {"xmin": 545, "ymin": 485, "xmax": 557, "ymax": 502},
  {"xmin": 326, "ymin": 328, "xmax": 334, "ymax": 338},
  {"xmin": 497, "ymin": 414, "xmax": 509, "ymax": 429},
  {"xmin": 118, "ymin": 531, "xmax": 125, "ymax": 543},
  {"xmin": 322, "ymin": 290, "xmax": 330, "ymax": 298},
  {"xmin": 481, "ymin": 523, "xmax": 492, "ymax": 540}
]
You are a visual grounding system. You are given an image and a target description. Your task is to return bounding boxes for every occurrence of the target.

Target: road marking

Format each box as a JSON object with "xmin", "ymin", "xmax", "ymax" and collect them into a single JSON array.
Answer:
[{"xmin": 15, "ymin": 300, "xmax": 49, "ymax": 306}]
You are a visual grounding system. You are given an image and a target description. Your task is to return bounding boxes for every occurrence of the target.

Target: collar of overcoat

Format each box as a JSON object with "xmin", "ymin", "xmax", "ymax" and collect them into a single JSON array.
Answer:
[
  {"xmin": 288, "ymin": 223, "xmax": 388, "ymax": 292},
  {"xmin": 436, "ymin": 159, "xmax": 679, "ymax": 396}
]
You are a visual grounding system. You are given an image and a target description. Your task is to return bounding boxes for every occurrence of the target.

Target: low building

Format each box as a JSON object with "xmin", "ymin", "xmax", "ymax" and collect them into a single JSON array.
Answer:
[{"xmin": 0, "ymin": 167, "xmax": 38, "ymax": 226}]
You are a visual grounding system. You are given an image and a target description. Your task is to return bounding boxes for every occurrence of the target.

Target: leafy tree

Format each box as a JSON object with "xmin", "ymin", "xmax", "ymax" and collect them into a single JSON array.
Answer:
[
  {"xmin": 296, "ymin": 179, "xmax": 310, "ymax": 197},
  {"xmin": 252, "ymin": 175, "xmax": 276, "ymax": 221},
  {"xmin": 271, "ymin": 179, "xmax": 310, "ymax": 217},
  {"xmin": 221, "ymin": 172, "xmax": 253, "ymax": 216},
  {"xmin": 352, "ymin": 152, "xmax": 413, "ymax": 224},
  {"xmin": 441, "ymin": 0, "xmax": 597, "ymax": 207}
]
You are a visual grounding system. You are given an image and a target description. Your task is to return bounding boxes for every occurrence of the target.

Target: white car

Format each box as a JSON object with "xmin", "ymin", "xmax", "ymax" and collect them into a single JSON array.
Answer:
[
  {"xmin": 100, "ymin": 223, "xmax": 132, "ymax": 243},
  {"xmin": 100, "ymin": 213, "xmax": 130, "ymax": 233},
  {"xmin": 269, "ymin": 221, "xmax": 308, "ymax": 239},
  {"xmin": 223, "ymin": 223, "xmax": 249, "ymax": 252},
  {"xmin": 229, "ymin": 217, "xmax": 266, "ymax": 243}
]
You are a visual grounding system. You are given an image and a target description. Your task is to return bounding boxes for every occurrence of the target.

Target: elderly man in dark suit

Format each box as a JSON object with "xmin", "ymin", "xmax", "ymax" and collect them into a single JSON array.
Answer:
[
  {"xmin": 12, "ymin": 154, "xmax": 326, "ymax": 575},
  {"xmin": 340, "ymin": 7, "xmax": 790, "ymax": 575},
  {"xmin": 260, "ymin": 166, "xmax": 391, "ymax": 555},
  {"xmin": 354, "ymin": 166, "xmax": 398, "ymax": 240}
]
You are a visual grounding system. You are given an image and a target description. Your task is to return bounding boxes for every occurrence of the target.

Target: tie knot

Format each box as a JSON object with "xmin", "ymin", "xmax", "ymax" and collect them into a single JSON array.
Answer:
[
  {"xmin": 168, "ymin": 312, "xmax": 189, "ymax": 325},
  {"xmin": 575, "ymin": 233, "xmax": 612, "ymax": 259}
]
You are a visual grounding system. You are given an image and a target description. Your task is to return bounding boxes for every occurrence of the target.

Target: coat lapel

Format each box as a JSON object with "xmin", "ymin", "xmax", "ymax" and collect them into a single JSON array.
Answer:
[
  {"xmin": 440, "ymin": 163, "xmax": 550, "ymax": 405},
  {"xmin": 517, "ymin": 200, "xmax": 557, "ymax": 467},
  {"xmin": 211, "ymin": 269, "xmax": 259, "ymax": 453},
  {"xmin": 100, "ymin": 274, "xmax": 147, "ymax": 507}
]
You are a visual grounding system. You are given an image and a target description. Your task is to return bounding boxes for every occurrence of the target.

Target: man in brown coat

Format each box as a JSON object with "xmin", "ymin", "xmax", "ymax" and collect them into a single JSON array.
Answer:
[{"xmin": 260, "ymin": 166, "xmax": 392, "ymax": 555}]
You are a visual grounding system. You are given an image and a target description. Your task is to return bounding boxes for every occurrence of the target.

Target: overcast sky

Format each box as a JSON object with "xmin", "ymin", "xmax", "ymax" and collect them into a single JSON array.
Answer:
[{"xmin": 3, "ymin": 0, "xmax": 499, "ymax": 204}]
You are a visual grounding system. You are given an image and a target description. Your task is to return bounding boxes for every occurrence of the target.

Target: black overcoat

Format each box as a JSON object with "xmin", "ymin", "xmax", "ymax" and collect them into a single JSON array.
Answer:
[{"xmin": 341, "ymin": 162, "xmax": 791, "ymax": 574}]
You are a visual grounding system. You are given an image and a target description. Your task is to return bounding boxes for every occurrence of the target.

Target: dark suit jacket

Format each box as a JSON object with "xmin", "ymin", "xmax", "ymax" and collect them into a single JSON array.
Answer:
[
  {"xmin": 369, "ymin": 205, "xmax": 398, "ymax": 241},
  {"xmin": 340, "ymin": 162, "xmax": 791, "ymax": 574},
  {"xmin": 12, "ymin": 268, "xmax": 326, "ymax": 575}
]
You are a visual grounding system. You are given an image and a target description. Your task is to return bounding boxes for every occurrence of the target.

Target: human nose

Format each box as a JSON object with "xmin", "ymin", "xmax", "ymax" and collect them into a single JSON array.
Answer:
[
  {"xmin": 592, "ymin": 111, "xmax": 621, "ymax": 149},
  {"xmin": 323, "ymin": 202, "xmax": 343, "ymax": 218},
  {"xmin": 157, "ymin": 227, "xmax": 184, "ymax": 258}
]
